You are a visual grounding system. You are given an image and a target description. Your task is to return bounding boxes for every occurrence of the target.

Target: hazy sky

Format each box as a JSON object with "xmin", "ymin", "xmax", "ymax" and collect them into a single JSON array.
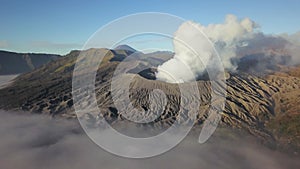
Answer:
[{"xmin": 0, "ymin": 0, "xmax": 299, "ymax": 54}]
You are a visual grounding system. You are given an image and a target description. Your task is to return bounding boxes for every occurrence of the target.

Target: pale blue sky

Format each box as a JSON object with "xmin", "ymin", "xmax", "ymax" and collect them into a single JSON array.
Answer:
[{"xmin": 0, "ymin": 0, "xmax": 299, "ymax": 54}]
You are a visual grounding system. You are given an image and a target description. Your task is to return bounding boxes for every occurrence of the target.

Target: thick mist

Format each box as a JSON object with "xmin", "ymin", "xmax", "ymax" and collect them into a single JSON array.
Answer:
[{"xmin": 0, "ymin": 110, "xmax": 299, "ymax": 169}]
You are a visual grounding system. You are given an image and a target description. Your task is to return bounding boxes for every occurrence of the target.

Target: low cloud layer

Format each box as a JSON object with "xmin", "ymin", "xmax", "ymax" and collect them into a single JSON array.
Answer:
[
  {"xmin": 0, "ymin": 110, "xmax": 299, "ymax": 169},
  {"xmin": 0, "ymin": 40, "xmax": 9, "ymax": 48},
  {"xmin": 156, "ymin": 15, "xmax": 300, "ymax": 82}
]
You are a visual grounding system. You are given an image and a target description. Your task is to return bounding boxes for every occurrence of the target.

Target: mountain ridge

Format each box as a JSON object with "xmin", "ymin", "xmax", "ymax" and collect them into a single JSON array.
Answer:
[
  {"xmin": 0, "ymin": 50, "xmax": 61, "ymax": 75},
  {"xmin": 0, "ymin": 47, "xmax": 299, "ymax": 154}
]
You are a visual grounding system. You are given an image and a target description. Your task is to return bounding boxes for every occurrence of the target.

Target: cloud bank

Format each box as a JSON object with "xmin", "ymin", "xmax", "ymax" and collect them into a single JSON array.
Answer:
[
  {"xmin": 0, "ymin": 110, "xmax": 299, "ymax": 169},
  {"xmin": 156, "ymin": 15, "xmax": 300, "ymax": 82},
  {"xmin": 0, "ymin": 40, "xmax": 9, "ymax": 48}
]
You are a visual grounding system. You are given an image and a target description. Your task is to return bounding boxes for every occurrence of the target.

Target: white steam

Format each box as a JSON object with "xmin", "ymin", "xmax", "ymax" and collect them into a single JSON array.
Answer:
[
  {"xmin": 156, "ymin": 15, "xmax": 257, "ymax": 83},
  {"xmin": 281, "ymin": 31, "xmax": 300, "ymax": 63},
  {"xmin": 156, "ymin": 14, "xmax": 300, "ymax": 83}
]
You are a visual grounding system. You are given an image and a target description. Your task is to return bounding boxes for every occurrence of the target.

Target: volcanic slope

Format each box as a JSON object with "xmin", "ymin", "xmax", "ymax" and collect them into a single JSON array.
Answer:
[{"xmin": 0, "ymin": 47, "xmax": 299, "ymax": 152}]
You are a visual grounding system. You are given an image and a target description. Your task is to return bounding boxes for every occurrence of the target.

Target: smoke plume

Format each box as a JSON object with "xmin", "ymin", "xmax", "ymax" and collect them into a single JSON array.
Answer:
[{"xmin": 156, "ymin": 15, "xmax": 300, "ymax": 82}]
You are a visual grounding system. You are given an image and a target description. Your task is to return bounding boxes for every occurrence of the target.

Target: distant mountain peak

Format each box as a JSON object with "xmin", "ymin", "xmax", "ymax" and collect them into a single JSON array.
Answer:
[{"xmin": 114, "ymin": 45, "xmax": 137, "ymax": 52}]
